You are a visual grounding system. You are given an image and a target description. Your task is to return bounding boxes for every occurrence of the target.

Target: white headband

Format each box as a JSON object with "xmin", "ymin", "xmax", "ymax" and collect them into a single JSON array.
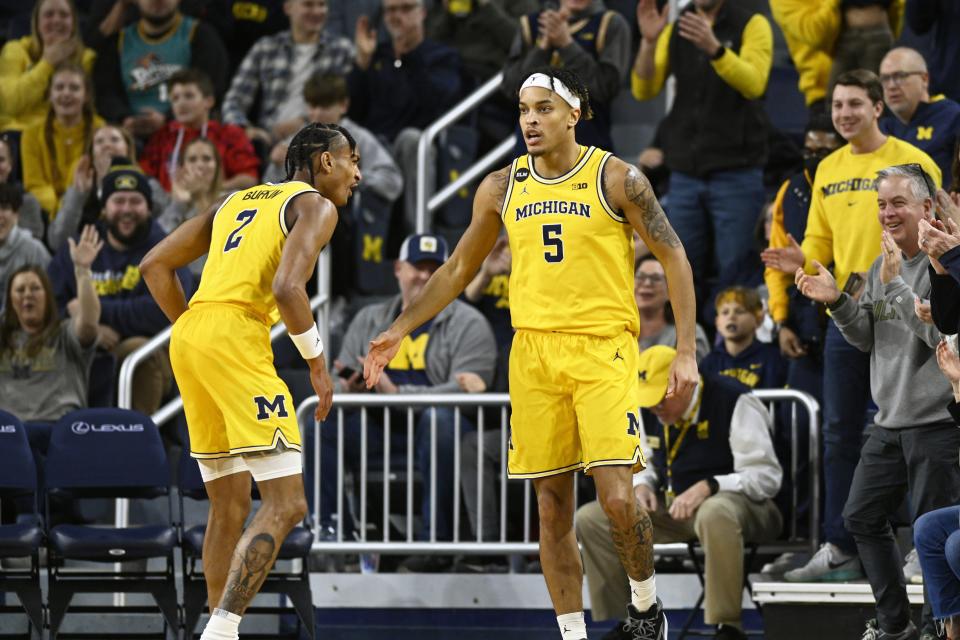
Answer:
[{"xmin": 520, "ymin": 73, "xmax": 581, "ymax": 110}]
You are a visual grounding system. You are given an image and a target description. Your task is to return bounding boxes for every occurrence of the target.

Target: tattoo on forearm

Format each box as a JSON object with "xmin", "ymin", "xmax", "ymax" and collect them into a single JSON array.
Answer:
[
  {"xmin": 610, "ymin": 501, "xmax": 655, "ymax": 580},
  {"xmin": 491, "ymin": 167, "xmax": 510, "ymax": 213},
  {"xmin": 219, "ymin": 533, "xmax": 276, "ymax": 614},
  {"xmin": 624, "ymin": 166, "xmax": 681, "ymax": 248}
]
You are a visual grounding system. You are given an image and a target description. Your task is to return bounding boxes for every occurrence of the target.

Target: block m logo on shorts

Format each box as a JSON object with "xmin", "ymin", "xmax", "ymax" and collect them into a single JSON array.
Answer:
[
  {"xmin": 254, "ymin": 395, "xmax": 288, "ymax": 420},
  {"xmin": 626, "ymin": 410, "xmax": 641, "ymax": 436}
]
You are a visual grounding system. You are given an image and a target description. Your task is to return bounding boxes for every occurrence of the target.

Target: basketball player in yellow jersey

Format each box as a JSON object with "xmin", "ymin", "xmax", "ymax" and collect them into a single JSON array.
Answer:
[
  {"xmin": 364, "ymin": 69, "xmax": 698, "ymax": 640},
  {"xmin": 140, "ymin": 123, "xmax": 360, "ymax": 640}
]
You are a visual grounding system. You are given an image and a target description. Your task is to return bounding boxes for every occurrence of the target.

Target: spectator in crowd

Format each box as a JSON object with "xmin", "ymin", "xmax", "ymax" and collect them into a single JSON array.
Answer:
[
  {"xmin": 427, "ymin": 0, "xmax": 537, "ymax": 84},
  {"xmin": 879, "ymin": 47, "xmax": 960, "ymax": 184},
  {"xmin": 0, "ymin": 0, "xmax": 95, "ymax": 132},
  {"xmin": 770, "ymin": 0, "xmax": 831, "ymax": 112},
  {"xmin": 632, "ymin": 0, "xmax": 772, "ymax": 311},
  {"xmin": 913, "ymin": 339, "xmax": 960, "ymax": 640},
  {"xmin": 635, "ymin": 255, "xmax": 710, "ymax": 362},
  {"xmin": 81, "ymin": 0, "xmax": 231, "ymax": 50},
  {"xmin": 140, "ymin": 68, "xmax": 259, "ymax": 193},
  {"xmin": 217, "ymin": 0, "xmax": 290, "ymax": 74},
  {"xmin": 222, "ymin": 0, "xmax": 355, "ymax": 148},
  {"xmin": 702, "ymin": 286, "xmax": 786, "ymax": 391},
  {"xmin": 315, "ymin": 233, "xmax": 496, "ymax": 571},
  {"xmin": 47, "ymin": 128, "xmax": 168, "ymax": 251},
  {"xmin": 764, "ymin": 70, "xmax": 941, "ymax": 583},
  {"xmin": 918, "ymin": 189, "xmax": 960, "ymax": 339},
  {"xmin": 906, "ymin": 0, "xmax": 960, "ymax": 103},
  {"xmin": 762, "ymin": 112, "xmax": 841, "ymax": 393},
  {"xmin": 157, "ymin": 138, "xmax": 223, "ymax": 278},
  {"xmin": 796, "ymin": 164, "xmax": 960, "ymax": 640},
  {"xmin": 501, "ymin": 0, "xmax": 631, "ymax": 151},
  {"xmin": 21, "ymin": 63, "xmax": 104, "ymax": 215},
  {"xmin": 0, "ymin": 226, "xmax": 100, "ymax": 422},
  {"xmin": 93, "ymin": 0, "xmax": 229, "ymax": 140},
  {"xmin": 264, "ymin": 73, "xmax": 402, "ymax": 206},
  {"xmin": 349, "ymin": 0, "xmax": 462, "ymax": 232},
  {"xmin": 0, "ymin": 185, "xmax": 50, "ymax": 306},
  {"xmin": 0, "ymin": 136, "xmax": 44, "ymax": 240},
  {"xmin": 576, "ymin": 345, "xmax": 782, "ymax": 640},
  {"xmin": 767, "ymin": 0, "xmax": 903, "ymax": 92},
  {"xmin": 48, "ymin": 165, "xmax": 193, "ymax": 413},
  {"xmin": 463, "ymin": 233, "xmax": 511, "ymax": 391}
]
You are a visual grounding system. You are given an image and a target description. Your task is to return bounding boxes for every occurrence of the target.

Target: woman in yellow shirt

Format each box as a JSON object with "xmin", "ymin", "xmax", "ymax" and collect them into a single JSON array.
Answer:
[
  {"xmin": 0, "ymin": 0, "xmax": 95, "ymax": 131},
  {"xmin": 21, "ymin": 64, "xmax": 104, "ymax": 216}
]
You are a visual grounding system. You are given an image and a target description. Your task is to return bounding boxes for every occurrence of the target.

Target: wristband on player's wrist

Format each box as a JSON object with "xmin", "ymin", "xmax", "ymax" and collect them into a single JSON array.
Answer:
[{"xmin": 289, "ymin": 323, "xmax": 323, "ymax": 360}]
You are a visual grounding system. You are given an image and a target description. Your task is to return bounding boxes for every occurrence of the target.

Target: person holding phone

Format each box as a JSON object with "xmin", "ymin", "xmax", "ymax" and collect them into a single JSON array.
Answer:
[
  {"xmin": 795, "ymin": 163, "xmax": 960, "ymax": 640},
  {"xmin": 763, "ymin": 70, "xmax": 942, "ymax": 586}
]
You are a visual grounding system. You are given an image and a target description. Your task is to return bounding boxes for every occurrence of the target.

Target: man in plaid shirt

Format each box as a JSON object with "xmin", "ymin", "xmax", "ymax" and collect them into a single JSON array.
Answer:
[{"xmin": 222, "ymin": 0, "xmax": 355, "ymax": 147}]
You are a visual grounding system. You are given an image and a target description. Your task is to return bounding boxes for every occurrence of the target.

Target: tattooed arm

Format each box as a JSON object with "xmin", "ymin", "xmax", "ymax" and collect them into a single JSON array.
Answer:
[
  {"xmin": 364, "ymin": 166, "xmax": 507, "ymax": 386},
  {"xmin": 604, "ymin": 157, "xmax": 699, "ymax": 398}
]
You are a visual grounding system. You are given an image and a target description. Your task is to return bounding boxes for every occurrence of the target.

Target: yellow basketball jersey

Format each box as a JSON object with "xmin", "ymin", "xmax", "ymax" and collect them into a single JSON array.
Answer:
[
  {"xmin": 502, "ymin": 146, "xmax": 639, "ymax": 337},
  {"xmin": 190, "ymin": 181, "xmax": 318, "ymax": 324}
]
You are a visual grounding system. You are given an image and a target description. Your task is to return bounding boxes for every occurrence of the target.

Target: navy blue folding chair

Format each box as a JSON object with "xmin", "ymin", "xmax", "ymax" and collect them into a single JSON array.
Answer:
[
  {"xmin": 0, "ymin": 410, "xmax": 44, "ymax": 635},
  {"xmin": 44, "ymin": 409, "xmax": 178, "ymax": 638},
  {"xmin": 178, "ymin": 446, "xmax": 315, "ymax": 639}
]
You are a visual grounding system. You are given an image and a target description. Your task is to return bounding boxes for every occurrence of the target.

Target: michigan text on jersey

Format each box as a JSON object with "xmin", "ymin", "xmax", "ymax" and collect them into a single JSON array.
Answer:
[{"xmin": 515, "ymin": 200, "xmax": 592, "ymax": 221}]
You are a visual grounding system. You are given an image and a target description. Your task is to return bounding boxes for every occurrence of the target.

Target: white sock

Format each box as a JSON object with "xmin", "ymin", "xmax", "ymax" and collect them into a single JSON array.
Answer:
[
  {"xmin": 629, "ymin": 573, "xmax": 657, "ymax": 612},
  {"xmin": 557, "ymin": 611, "xmax": 587, "ymax": 640},
  {"xmin": 199, "ymin": 608, "xmax": 241, "ymax": 640}
]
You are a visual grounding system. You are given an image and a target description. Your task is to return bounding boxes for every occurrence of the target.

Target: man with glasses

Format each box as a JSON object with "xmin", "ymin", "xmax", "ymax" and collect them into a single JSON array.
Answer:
[
  {"xmin": 349, "ymin": 0, "xmax": 462, "ymax": 232},
  {"xmin": 795, "ymin": 163, "xmax": 960, "ymax": 640},
  {"xmin": 879, "ymin": 47, "xmax": 960, "ymax": 182},
  {"xmin": 763, "ymin": 70, "xmax": 941, "ymax": 585}
]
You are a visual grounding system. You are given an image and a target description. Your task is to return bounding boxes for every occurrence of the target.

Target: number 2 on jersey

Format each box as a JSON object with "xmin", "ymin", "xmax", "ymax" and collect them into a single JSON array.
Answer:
[
  {"xmin": 542, "ymin": 224, "xmax": 564, "ymax": 263},
  {"xmin": 224, "ymin": 209, "xmax": 257, "ymax": 252}
]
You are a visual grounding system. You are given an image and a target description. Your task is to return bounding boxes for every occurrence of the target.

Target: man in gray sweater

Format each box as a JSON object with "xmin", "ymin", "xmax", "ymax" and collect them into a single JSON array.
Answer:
[
  {"xmin": 313, "ymin": 233, "xmax": 496, "ymax": 570},
  {"xmin": 796, "ymin": 164, "xmax": 960, "ymax": 640}
]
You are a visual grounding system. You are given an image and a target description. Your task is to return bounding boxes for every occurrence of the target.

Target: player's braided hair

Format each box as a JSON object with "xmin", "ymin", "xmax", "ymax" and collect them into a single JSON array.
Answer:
[
  {"xmin": 527, "ymin": 66, "xmax": 594, "ymax": 120},
  {"xmin": 284, "ymin": 122, "xmax": 357, "ymax": 183}
]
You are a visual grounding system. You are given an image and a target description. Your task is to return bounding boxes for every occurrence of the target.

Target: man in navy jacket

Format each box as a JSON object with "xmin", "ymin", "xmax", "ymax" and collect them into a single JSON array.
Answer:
[{"xmin": 48, "ymin": 165, "xmax": 194, "ymax": 412}]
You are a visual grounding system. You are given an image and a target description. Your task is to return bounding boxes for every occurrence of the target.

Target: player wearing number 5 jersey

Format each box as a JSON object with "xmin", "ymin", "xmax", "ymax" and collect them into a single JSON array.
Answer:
[
  {"xmin": 141, "ymin": 123, "xmax": 360, "ymax": 640},
  {"xmin": 363, "ymin": 68, "xmax": 698, "ymax": 640}
]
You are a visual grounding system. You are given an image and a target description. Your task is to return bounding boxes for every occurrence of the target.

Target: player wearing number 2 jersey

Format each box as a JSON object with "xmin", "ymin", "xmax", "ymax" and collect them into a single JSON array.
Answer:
[
  {"xmin": 363, "ymin": 69, "xmax": 698, "ymax": 640},
  {"xmin": 141, "ymin": 123, "xmax": 360, "ymax": 640}
]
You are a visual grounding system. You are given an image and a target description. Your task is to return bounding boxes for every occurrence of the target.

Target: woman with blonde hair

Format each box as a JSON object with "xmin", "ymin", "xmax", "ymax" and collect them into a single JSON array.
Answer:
[
  {"xmin": 158, "ymin": 137, "xmax": 224, "ymax": 276},
  {"xmin": 21, "ymin": 63, "xmax": 103, "ymax": 215},
  {"xmin": 0, "ymin": 0, "xmax": 95, "ymax": 131}
]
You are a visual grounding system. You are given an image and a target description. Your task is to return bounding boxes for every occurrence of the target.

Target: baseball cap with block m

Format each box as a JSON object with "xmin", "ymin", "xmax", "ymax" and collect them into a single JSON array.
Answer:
[
  {"xmin": 398, "ymin": 233, "xmax": 449, "ymax": 264},
  {"xmin": 637, "ymin": 345, "xmax": 676, "ymax": 408}
]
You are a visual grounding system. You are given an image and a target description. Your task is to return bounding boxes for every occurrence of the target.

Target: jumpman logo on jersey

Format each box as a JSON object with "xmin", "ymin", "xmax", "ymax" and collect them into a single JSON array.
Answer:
[
  {"xmin": 613, "ymin": 349, "xmax": 624, "ymax": 362},
  {"xmin": 520, "ymin": 185, "xmax": 530, "ymax": 196}
]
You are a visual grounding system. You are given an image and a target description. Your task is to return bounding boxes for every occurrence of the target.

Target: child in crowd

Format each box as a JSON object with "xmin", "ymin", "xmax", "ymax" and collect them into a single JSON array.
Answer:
[
  {"xmin": 702, "ymin": 286, "xmax": 787, "ymax": 390},
  {"xmin": 21, "ymin": 63, "xmax": 102, "ymax": 215},
  {"xmin": 140, "ymin": 68, "xmax": 259, "ymax": 193}
]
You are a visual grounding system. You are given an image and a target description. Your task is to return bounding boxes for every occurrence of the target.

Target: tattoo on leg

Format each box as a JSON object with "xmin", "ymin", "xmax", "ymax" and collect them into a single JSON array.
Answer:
[
  {"xmin": 219, "ymin": 533, "xmax": 276, "ymax": 614},
  {"xmin": 624, "ymin": 165, "xmax": 681, "ymax": 248},
  {"xmin": 610, "ymin": 501, "xmax": 655, "ymax": 580}
]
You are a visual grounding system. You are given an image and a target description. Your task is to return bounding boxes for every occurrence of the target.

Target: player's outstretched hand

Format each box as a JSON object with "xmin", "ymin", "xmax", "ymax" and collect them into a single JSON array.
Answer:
[
  {"xmin": 364, "ymin": 330, "xmax": 403, "ymax": 389},
  {"xmin": 665, "ymin": 350, "xmax": 697, "ymax": 401},
  {"xmin": 311, "ymin": 362, "xmax": 334, "ymax": 422}
]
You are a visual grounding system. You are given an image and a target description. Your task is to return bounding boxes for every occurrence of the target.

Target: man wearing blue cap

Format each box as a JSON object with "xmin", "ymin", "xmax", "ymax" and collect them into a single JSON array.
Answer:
[
  {"xmin": 576, "ymin": 345, "xmax": 783, "ymax": 640},
  {"xmin": 313, "ymin": 232, "xmax": 496, "ymax": 570}
]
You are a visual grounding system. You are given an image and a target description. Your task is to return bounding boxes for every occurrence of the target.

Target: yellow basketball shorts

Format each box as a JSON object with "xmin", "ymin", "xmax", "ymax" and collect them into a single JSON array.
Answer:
[
  {"xmin": 170, "ymin": 304, "xmax": 301, "ymax": 459},
  {"xmin": 507, "ymin": 330, "xmax": 646, "ymax": 478}
]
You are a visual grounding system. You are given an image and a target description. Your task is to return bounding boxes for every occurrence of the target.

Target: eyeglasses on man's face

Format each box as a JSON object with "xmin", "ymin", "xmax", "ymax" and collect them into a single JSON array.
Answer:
[{"xmin": 879, "ymin": 71, "xmax": 924, "ymax": 87}]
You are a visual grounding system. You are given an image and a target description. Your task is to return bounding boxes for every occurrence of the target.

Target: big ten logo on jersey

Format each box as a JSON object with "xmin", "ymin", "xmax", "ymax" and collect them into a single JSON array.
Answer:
[
  {"xmin": 625, "ymin": 409, "xmax": 641, "ymax": 436},
  {"xmin": 571, "ymin": 182, "xmax": 588, "ymax": 190},
  {"xmin": 254, "ymin": 394, "xmax": 289, "ymax": 420}
]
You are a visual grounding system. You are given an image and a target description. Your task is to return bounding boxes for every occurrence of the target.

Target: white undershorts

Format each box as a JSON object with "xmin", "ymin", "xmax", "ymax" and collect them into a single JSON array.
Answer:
[{"xmin": 196, "ymin": 449, "xmax": 303, "ymax": 483}]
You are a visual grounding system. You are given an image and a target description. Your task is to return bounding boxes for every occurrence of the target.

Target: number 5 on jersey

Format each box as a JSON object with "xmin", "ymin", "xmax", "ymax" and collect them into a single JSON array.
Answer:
[
  {"xmin": 224, "ymin": 209, "xmax": 258, "ymax": 252},
  {"xmin": 542, "ymin": 224, "xmax": 564, "ymax": 263}
]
